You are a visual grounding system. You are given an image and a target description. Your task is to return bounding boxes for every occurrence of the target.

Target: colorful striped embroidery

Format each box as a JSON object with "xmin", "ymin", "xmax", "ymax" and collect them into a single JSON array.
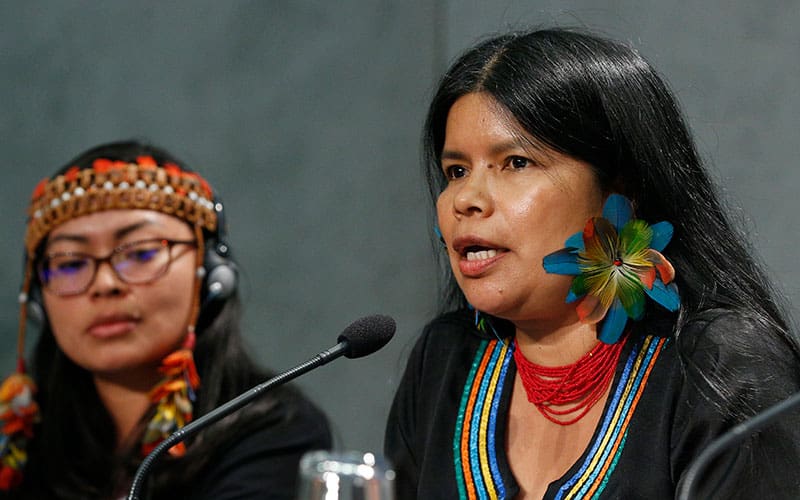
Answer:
[
  {"xmin": 555, "ymin": 335, "xmax": 668, "ymax": 499},
  {"xmin": 453, "ymin": 335, "xmax": 667, "ymax": 500},
  {"xmin": 454, "ymin": 338, "xmax": 514, "ymax": 500}
]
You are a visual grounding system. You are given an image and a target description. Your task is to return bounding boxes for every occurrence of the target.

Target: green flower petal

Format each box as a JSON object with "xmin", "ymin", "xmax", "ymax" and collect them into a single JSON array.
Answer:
[
  {"xmin": 620, "ymin": 219, "xmax": 653, "ymax": 256},
  {"xmin": 617, "ymin": 272, "xmax": 646, "ymax": 320},
  {"xmin": 567, "ymin": 274, "xmax": 588, "ymax": 303}
]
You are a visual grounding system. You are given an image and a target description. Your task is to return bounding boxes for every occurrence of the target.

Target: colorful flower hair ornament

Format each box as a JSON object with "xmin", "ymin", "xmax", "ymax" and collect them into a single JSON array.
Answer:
[{"xmin": 543, "ymin": 194, "xmax": 680, "ymax": 344}]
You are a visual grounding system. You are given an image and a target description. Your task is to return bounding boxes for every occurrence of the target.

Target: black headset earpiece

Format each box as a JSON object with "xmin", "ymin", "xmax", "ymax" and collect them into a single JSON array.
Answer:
[
  {"xmin": 201, "ymin": 196, "xmax": 239, "ymax": 304},
  {"xmin": 202, "ymin": 238, "xmax": 238, "ymax": 303}
]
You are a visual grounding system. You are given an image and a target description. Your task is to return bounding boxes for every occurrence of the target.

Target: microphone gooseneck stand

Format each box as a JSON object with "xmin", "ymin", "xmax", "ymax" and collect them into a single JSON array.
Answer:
[
  {"xmin": 676, "ymin": 390, "xmax": 800, "ymax": 499},
  {"xmin": 127, "ymin": 313, "xmax": 396, "ymax": 500},
  {"xmin": 127, "ymin": 341, "xmax": 348, "ymax": 500}
]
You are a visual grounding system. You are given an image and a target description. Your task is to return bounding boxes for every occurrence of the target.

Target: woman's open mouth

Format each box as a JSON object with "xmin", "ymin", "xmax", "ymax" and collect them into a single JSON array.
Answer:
[{"xmin": 456, "ymin": 244, "xmax": 508, "ymax": 276}]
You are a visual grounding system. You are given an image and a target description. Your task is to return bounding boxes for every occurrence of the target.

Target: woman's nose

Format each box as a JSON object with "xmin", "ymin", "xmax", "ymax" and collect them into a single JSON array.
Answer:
[
  {"xmin": 452, "ymin": 168, "xmax": 494, "ymax": 218},
  {"xmin": 89, "ymin": 261, "xmax": 127, "ymax": 297}
]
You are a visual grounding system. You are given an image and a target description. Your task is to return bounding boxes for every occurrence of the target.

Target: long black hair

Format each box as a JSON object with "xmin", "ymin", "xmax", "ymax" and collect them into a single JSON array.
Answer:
[
  {"xmin": 17, "ymin": 141, "xmax": 297, "ymax": 499},
  {"xmin": 423, "ymin": 28, "xmax": 799, "ymax": 414}
]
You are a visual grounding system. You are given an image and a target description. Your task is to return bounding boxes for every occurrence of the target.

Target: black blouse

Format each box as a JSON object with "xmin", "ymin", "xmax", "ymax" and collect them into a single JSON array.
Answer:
[
  {"xmin": 4, "ymin": 386, "xmax": 331, "ymax": 500},
  {"xmin": 181, "ymin": 391, "xmax": 331, "ymax": 500},
  {"xmin": 385, "ymin": 309, "xmax": 800, "ymax": 499}
]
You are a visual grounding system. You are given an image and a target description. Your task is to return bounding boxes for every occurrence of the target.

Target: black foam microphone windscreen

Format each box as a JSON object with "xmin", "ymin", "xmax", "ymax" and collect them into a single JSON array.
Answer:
[{"xmin": 338, "ymin": 314, "xmax": 396, "ymax": 358}]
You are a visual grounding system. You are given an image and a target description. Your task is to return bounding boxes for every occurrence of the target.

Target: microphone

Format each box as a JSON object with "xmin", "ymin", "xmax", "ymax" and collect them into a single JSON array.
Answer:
[
  {"xmin": 676, "ymin": 389, "xmax": 800, "ymax": 499},
  {"xmin": 127, "ymin": 314, "xmax": 396, "ymax": 500}
]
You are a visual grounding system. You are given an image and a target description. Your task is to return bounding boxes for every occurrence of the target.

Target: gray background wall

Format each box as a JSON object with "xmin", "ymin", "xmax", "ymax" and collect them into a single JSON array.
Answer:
[{"xmin": 1, "ymin": 1, "xmax": 798, "ymax": 459}]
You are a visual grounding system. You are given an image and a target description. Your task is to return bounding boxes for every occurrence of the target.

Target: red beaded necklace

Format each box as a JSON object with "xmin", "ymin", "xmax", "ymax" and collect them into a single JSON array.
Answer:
[{"xmin": 512, "ymin": 335, "xmax": 626, "ymax": 425}]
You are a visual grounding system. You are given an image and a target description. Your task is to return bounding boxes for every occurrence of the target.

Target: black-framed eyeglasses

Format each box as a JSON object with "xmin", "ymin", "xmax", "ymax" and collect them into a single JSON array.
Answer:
[{"xmin": 38, "ymin": 238, "xmax": 197, "ymax": 296}]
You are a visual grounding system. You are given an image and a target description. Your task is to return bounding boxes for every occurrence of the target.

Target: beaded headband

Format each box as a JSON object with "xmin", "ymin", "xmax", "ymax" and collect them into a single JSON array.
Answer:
[
  {"xmin": 0, "ymin": 156, "xmax": 219, "ymax": 490},
  {"xmin": 25, "ymin": 156, "xmax": 218, "ymax": 258}
]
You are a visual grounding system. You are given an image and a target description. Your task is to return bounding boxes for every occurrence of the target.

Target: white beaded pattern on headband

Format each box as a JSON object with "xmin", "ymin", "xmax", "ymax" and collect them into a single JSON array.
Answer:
[{"xmin": 25, "ymin": 157, "xmax": 218, "ymax": 256}]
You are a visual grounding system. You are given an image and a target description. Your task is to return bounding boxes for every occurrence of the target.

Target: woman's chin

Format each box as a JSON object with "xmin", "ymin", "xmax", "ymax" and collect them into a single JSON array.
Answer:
[{"xmin": 462, "ymin": 292, "xmax": 513, "ymax": 319}]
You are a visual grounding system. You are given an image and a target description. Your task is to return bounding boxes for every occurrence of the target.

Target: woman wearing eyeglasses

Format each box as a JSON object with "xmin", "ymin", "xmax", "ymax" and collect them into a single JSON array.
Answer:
[{"xmin": 0, "ymin": 141, "xmax": 331, "ymax": 499}]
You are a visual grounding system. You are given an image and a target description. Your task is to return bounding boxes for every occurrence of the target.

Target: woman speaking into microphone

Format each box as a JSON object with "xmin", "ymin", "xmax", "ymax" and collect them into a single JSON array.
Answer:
[{"xmin": 385, "ymin": 28, "xmax": 800, "ymax": 499}]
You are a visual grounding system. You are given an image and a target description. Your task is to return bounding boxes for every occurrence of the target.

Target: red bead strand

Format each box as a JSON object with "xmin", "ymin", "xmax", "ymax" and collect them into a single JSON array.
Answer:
[{"xmin": 512, "ymin": 336, "xmax": 626, "ymax": 425}]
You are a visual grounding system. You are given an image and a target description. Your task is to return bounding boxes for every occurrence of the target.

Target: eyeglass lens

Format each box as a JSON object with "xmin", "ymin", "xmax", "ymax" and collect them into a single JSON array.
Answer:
[{"xmin": 40, "ymin": 240, "xmax": 172, "ymax": 295}]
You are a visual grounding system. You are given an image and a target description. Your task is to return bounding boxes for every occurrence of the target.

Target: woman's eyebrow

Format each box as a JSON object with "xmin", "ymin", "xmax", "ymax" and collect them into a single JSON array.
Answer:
[
  {"xmin": 113, "ymin": 220, "xmax": 155, "ymax": 240},
  {"xmin": 45, "ymin": 233, "xmax": 88, "ymax": 245},
  {"xmin": 442, "ymin": 139, "xmax": 532, "ymax": 163},
  {"xmin": 46, "ymin": 220, "xmax": 156, "ymax": 246},
  {"xmin": 489, "ymin": 138, "xmax": 534, "ymax": 156},
  {"xmin": 441, "ymin": 149, "xmax": 469, "ymax": 162}
]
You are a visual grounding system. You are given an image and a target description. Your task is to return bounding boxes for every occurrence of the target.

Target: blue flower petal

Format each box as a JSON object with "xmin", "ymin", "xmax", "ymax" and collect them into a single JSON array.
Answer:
[
  {"xmin": 649, "ymin": 221, "xmax": 674, "ymax": 251},
  {"xmin": 643, "ymin": 279, "xmax": 681, "ymax": 311},
  {"xmin": 565, "ymin": 231, "xmax": 584, "ymax": 250},
  {"xmin": 602, "ymin": 194, "xmax": 633, "ymax": 231},
  {"xmin": 598, "ymin": 298, "xmax": 628, "ymax": 344},
  {"xmin": 543, "ymin": 249, "xmax": 581, "ymax": 275}
]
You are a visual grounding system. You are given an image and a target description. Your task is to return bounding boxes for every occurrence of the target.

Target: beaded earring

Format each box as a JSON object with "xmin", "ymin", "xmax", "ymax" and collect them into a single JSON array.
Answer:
[
  {"xmin": 434, "ymin": 225, "xmax": 446, "ymax": 246},
  {"xmin": 468, "ymin": 304, "xmax": 505, "ymax": 342},
  {"xmin": 141, "ymin": 221, "xmax": 207, "ymax": 458}
]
